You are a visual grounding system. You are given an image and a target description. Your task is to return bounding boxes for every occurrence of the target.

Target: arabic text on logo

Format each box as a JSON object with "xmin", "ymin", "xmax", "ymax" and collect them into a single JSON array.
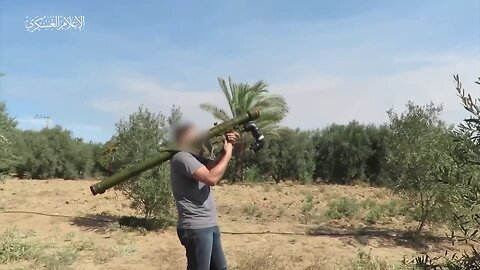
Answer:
[{"xmin": 25, "ymin": 16, "xmax": 85, "ymax": 32}]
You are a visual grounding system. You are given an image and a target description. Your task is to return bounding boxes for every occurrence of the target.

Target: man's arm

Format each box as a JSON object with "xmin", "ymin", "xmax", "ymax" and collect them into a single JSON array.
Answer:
[
  {"xmin": 192, "ymin": 148, "xmax": 232, "ymax": 186},
  {"xmin": 192, "ymin": 132, "xmax": 238, "ymax": 186}
]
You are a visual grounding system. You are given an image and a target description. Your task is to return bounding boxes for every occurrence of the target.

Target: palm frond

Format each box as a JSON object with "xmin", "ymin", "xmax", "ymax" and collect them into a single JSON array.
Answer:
[
  {"xmin": 204, "ymin": 77, "xmax": 288, "ymax": 132},
  {"xmin": 200, "ymin": 103, "xmax": 231, "ymax": 122},
  {"xmin": 218, "ymin": 78, "xmax": 234, "ymax": 115}
]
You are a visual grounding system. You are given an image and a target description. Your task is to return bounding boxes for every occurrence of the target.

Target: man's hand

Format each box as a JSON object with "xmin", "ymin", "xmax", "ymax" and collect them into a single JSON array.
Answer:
[
  {"xmin": 223, "ymin": 131, "xmax": 240, "ymax": 154},
  {"xmin": 193, "ymin": 131, "xmax": 240, "ymax": 186},
  {"xmin": 225, "ymin": 131, "xmax": 240, "ymax": 144}
]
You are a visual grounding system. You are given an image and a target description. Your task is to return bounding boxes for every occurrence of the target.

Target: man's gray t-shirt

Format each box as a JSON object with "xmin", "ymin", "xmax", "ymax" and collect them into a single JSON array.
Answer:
[{"xmin": 170, "ymin": 151, "xmax": 218, "ymax": 229}]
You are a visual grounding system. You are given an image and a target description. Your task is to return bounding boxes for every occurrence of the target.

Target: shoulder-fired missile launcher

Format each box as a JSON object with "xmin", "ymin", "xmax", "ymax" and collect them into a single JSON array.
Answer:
[{"xmin": 89, "ymin": 108, "xmax": 264, "ymax": 195}]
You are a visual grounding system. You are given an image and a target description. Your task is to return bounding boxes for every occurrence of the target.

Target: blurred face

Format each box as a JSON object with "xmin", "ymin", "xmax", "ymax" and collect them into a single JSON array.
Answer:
[{"xmin": 178, "ymin": 126, "xmax": 198, "ymax": 145}]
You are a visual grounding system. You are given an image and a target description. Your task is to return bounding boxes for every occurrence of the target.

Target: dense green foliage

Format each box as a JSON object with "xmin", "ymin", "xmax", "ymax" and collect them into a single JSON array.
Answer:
[
  {"xmin": 415, "ymin": 76, "xmax": 480, "ymax": 269},
  {"xmin": 0, "ymin": 102, "xmax": 102, "ymax": 179},
  {"xmin": 13, "ymin": 128, "xmax": 102, "ymax": 179},
  {"xmin": 250, "ymin": 128, "xmax": 315, "ymax": 183},
  {"xmin": 0, "ymin": 102, "xmax": 17, "ymax": 176},
  {"xmin": 313, "ymin": 122, "xmax": 389, "ymax": 185},
  {"xmin": 104, "ymin": 106, "xmax": 178, "ymax": 220},
  {"xmin": 386, "ymin": 102, "xmax": 455, "ymax": 234}
]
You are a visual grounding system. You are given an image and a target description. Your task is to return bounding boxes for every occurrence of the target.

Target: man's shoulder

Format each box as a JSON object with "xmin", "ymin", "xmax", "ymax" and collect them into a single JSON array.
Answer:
[
  {"xmin": 172, "ymin": 151, "xmax": 210, "ymax": 166},
  {"xmin": 172, "ymin": 151, "xmax": 193, "ymax": 161}
]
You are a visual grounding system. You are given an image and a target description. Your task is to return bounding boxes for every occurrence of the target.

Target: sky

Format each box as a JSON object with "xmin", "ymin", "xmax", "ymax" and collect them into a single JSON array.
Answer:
[{"xmin": 0, "ymin": 0, "xmax": 479, "ymax": 142}]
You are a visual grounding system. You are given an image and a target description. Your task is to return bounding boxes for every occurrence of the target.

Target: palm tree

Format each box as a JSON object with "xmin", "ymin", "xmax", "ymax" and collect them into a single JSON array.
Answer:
[{"xmin": 200, "ymin": 77, "xmax": 289, "ymax": 181}]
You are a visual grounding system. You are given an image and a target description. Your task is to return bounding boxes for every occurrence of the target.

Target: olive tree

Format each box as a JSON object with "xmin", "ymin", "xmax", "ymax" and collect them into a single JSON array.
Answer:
[
  {"xmin": 105, "ymin": 106, "xmax": 180, "ymax": 223},
  {"xmin": 413, "ymin": 76, "xmax": 480, "ymax": 269},
  {"xmin": 0, "ymin": 102, "xmax": 16, "ymax": 176},
  {"xmin": 252, "ymin": 128, "xmax": 315, "ymax": 183},
  {"xmin": 386, "ymin": 102, "xmax": 455, "ymax": 235},
  {"xmin": 313, "ymin": 122, "xmax": 389, "ymax": 185}
]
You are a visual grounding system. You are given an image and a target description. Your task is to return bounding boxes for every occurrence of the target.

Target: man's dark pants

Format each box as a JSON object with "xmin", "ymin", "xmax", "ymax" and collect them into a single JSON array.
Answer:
[{"xmin": 177, "ymin": 226, "xmax": 227, "ymax": 270}]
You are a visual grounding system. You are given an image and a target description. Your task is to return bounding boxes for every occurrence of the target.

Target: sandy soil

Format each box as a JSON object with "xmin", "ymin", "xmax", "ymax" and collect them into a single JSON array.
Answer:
[{"xmin": 0, "ymin": 179, "xmax": 466, "ymax": 270}]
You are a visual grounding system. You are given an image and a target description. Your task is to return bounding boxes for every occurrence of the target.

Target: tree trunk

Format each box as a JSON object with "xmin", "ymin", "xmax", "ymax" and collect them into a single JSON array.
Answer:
[{"xmin": 415, "ymin": 216, "xmax": 427, "ymax": 236}]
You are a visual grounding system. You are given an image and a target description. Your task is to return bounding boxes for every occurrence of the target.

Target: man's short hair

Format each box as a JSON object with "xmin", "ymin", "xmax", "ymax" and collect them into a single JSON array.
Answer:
[{"xmin": 173, "ymin": 123, "xmax": 195, "ymax": 142}]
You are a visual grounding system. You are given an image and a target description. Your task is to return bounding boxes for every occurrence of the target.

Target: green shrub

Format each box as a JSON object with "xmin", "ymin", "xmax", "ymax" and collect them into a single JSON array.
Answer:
[
  {"xmin": 251, "ymin": 128, "xmax": 315, "ymax": 183},
  {"xmin": 365, "ymin": 207, "xmax": 383, "ymax": 224},
  {"xmin": 245, "ymin": 166, "xmax": 262, "ymax": 182},
  {"xmin": 39, "ymin": 248, "xmax": 77, "ymax": 270},
  {"xmin": 0, "ymin": 102, "xmax": 17, "ymax": 176},
  {"xmin": 106, "ymin": 106, "xmax": 179, "ymax": 222},
  {"xmin": 361, "ymin": 198, "xmax": 377, "ymax": 209},
  {"xmin": 325, "ymin": 197, "xmax": 360, "ymax": 219},
  {"xmin": 242, "ymin": 205, "xmax": 262, "ymax": 218},
  {"xmin": 301, "ymin": 193, "xmax": 315, "ymax": 214},
  {"xmin": 0, "ymin": 228, "xmax": 40, "ymax": 263},
  {"xmin": 348, "ymin": 250, "xmax": 414, "ymax": 270},
  {"xmin": 313, "ymin": 122, "xmax": 389, "ymax": 185},
  {"xmin": 384, "ymin": 200, "xmax": 409, "ymax": 217},
  {"xmin": 386, "ymin": 102, "xmax": 455, "ymax": 234}
]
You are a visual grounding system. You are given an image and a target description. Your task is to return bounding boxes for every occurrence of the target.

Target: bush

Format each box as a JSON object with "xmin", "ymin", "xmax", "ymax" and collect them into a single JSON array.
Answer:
[
  {"xmin": 40, "ymin": 248, "xmax": 78, "ymax": 270},
  {"xmin": 252, "ymin": 128, "xmax": 315, "ymax": 183},
  {"xmin": 0, "ymin": 228, "xmax": 40, "ymax": 263},
  {"xmin": 105, "ymin": 106, "xmax": 178, "ymax": 221},
  {"xmin": 415, "ymin": 75, "xmax": 480, "ymax": 270},
  {"xmin": 365, "ymin": 207, "xmax": 383, "ymax": 224},
  {"xmin": 244, "ymin": 166, "xmax": 262, "ymax": 182},
  {"xmin": 348, "ymin": 250, "xmax": 414, "ymax": 270},
  {"xmin": 0, "ymin": 102, "xmax": 17, "ymax": 176},
  {"xmin": 12, "ymin": 128, "xmax": 102, "ymax": 179},
  {"xmin": 313, "ymin": 122, "xmax": 389, "ymax": 185},
  {"xmin": 325, "ymin": 197, "xmax": 360, "ymax": 219},
  {"xmin": 386, "ymin": 102, "xmax": 455, "ymax": 234}
]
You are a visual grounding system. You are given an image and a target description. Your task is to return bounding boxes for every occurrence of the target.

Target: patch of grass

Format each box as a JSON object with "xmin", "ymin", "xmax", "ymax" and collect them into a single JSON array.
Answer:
[
  {"xmin": 92, "ymin": 239, "xmax": 135, "ymax": 264},
  {"xmin": 115, "ymin": 237, "xmax": 137, "ymax": 255},
  {"xmin": 72, "ymin": 240, "xmax": 95, "ymax": 251},
  {"xmin": 373, "ymin": 190, "xmax": 387, "ymax": 199},
  {"xmin": 365, "ymin": 207, "xmax": 384, "ymax": 224},
  {"xmin": 115, "ymin": 245, "xmax": 136, "ymax": 256},
  {"xmin": 347, "ymin": 250, "xmax": 414, "ymax": 270},
  {"xmin": 39, "ymin": 248, "xmax": 77, "ymax": 270},
  {"xmin": 300, "ymin": 192, "xmax": 316, "ymax": 224},
  {"xmin": 301, "ymin": 193, "xmax": 315, "ymax": 214},
  {"xmin": 361, "ymin": 198, "xmax": 377, "ymax": 209},
  {"xmin": 63, "ymin": 232, "xmax": 75, "ymax": 242},
  {"xmin": 92, "ymin": 249, "xmax": 117, "ymax": 265},
  {"xmin": 384, "ymin": 200, "xmax": 408, "ymax": 217},
  {"xmin": 232, "ymin": 250, "xmax": 287, "ymax": 270},
  {"xmin": 359, "ymin": 198, "xmax": 409, "ymax": 224},
  {"xmin": 0, "ymin": 228, "xmax": 41, "ymax": 263},
  {"xmin": 242, "ymin": 205, "xmax": 262, "ymax": 218},
  {"xmin": 325, "ymin": 197, "xmax": 360, "ymax": 220},
  {"xmin": 0, "ymin": 227, "xmax": 126, "ymax": 269}
]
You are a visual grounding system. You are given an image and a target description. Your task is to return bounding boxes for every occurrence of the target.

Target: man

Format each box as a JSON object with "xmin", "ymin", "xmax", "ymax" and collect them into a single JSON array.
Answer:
[{"xmin": 170, "ymin": 123, "xmax": 239, "ymax": 270}]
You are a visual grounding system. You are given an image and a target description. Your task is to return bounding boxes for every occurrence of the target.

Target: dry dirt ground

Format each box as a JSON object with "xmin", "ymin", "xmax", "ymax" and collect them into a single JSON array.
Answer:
[{"xmin": 0, "ymin": 179, "xmax": 468, "ymax": 270}]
